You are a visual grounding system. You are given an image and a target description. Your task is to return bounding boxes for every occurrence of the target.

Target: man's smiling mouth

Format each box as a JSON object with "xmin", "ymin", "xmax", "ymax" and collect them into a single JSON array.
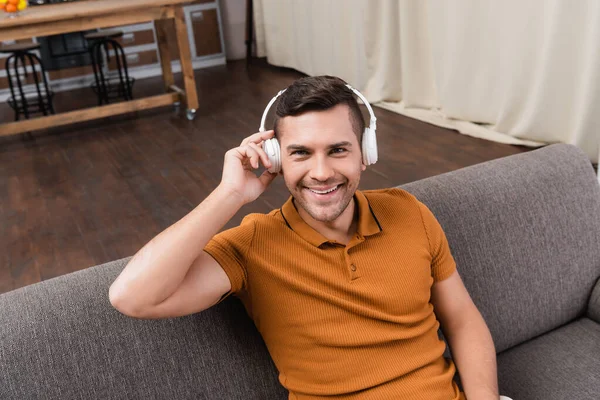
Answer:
[{"xmin": 307, "ymin": 185, "xmax": 340, "ymax": 195}]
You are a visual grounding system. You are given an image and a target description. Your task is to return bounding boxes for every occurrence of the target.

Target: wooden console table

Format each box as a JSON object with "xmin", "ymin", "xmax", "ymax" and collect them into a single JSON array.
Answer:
[{"xmin": 0, "ymin": 0, "xmax": 200, "ymax": 136}]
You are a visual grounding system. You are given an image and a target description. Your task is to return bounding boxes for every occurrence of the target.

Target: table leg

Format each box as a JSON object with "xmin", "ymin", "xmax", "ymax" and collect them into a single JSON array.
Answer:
[
  {"xmin": 173, "ymin": 6, "xmax": 199, "ymax": 119},
  {"xmin": 154, "ymin": 19, "xmax": 175, "ymax": 93}
]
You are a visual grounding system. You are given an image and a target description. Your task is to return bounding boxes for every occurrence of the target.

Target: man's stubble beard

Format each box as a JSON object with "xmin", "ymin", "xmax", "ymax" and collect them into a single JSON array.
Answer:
[{"xmin": 289, "ymin": 177, "xmax": 360, "ymax": 223}]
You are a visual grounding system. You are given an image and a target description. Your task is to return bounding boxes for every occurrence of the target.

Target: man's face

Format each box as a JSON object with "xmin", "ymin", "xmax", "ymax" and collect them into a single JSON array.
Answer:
[{"xmin": 277, "ymin": 104, "xmax": 366, "ymax": 223}]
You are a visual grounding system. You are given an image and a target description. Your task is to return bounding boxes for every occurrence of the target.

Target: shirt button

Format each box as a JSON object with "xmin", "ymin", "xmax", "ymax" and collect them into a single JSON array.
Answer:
[{"xmin": 350, "ymin": 264, "xmax": 357, "ymax": 272}]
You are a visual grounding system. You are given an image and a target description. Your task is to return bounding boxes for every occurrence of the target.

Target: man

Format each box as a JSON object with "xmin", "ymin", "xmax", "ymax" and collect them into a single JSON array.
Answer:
[{"xmin": 109, "ymin": 76, "xmax": 500, "ymax": 399}]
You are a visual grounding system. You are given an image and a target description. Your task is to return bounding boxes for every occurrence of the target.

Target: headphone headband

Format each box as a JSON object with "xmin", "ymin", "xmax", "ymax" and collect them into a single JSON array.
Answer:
[
  {"xmin": 344, "ymin": 84, "xmax": 377, "ymax": 133},
  {"xmin": 259, "ymin": 84, "xmax": 376, "ymax": 133},
  {"xmin": 259, "ymin": 89, "xmax": 286, "ymax": 132}
]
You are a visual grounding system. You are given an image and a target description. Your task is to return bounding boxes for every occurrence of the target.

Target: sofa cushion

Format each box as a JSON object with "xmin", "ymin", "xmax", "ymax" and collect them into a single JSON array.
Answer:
[
  {"xmin": 497, "ymin": 318, "xmax": 600, "ymax": 400},
  {"xmin": 588, "ymin": 278, "xmax": 600, "ymax": 323},
  {"xmin": 401, "ymin": 144, "xmax": 600, "ymax": 353},
  {"xmin": 0, "ymin": 258, "xmax": 287, "ymax": 400}
]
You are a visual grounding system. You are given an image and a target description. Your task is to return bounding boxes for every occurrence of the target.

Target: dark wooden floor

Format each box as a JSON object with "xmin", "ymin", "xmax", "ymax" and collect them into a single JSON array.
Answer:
[{"xmin": 0, "ymin": 59, "xmax": 531, "ymax": 294}]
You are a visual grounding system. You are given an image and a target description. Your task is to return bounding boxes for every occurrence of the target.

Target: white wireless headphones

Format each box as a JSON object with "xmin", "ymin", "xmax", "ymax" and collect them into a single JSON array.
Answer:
[{"xmin": 259, "ymin": 84, "xmax": 378, "ymax": 173}]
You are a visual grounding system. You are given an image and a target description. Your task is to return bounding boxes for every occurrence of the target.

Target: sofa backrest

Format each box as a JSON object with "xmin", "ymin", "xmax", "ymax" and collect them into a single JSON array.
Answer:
[
  {"xmin": 0, "ymin": 259, "xmax": 286, "ymax": 400},
  {"xmin": 401, "ymin": 144, "xmax": 600, "ymax": 353}
]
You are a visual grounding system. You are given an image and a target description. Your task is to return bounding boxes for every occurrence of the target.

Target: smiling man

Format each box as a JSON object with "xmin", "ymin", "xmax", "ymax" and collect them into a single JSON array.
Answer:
[{"xmin": 109, "ymin": 76, "xmax": 501, "ymax": 399}]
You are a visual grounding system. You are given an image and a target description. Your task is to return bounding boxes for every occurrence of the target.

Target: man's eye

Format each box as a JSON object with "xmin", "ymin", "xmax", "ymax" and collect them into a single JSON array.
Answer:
[
  {"xmin": 291, "ymin": 150, "xmax": 308, "ymax": 156},
  {"xmin": 331, "ymin": 148, "xmax": 347, "ymax": 154}
]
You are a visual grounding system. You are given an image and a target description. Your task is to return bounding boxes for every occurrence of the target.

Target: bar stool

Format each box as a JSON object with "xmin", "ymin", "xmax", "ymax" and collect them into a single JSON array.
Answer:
[
  {"xmin": 0, "ymin": 42, "xmax": 54, "ymax": 121},
  {"xmin": 84, "ymin": 30, "xmax": 135, "ymax": 105}
]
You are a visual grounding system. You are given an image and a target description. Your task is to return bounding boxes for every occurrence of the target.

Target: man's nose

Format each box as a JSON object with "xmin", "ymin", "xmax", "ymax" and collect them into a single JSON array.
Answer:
[{"xmin": 309, "ymin": 155, "xmax": 335, "ymax": 181}]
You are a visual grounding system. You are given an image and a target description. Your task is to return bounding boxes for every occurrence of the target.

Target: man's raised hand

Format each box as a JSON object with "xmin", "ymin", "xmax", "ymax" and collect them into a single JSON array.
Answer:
[{"xmin": 218, "ymin": 130, "xmax": 278, "ymax": 204}]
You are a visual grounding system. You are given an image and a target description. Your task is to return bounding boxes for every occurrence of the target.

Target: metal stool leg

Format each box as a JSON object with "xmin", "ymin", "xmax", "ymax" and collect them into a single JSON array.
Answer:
[
  {"xmin": 30, "ymin": 52, "xmax": 55, "ymax": 115},
  {"xmin": 89, "ymin": 41, "xmax": 104, "ymax": 105},
  {"xmin": 95, "ymin": 42, "xmax": 110, "ymax": 105},
  {"xmin": 108, "ymin": 39, "xmax": 133, "ymax": 101},
  {"xmin": 26, "ymin": 53, "xmax": 47, "ymax": 116},
  {"xmin": 15, "ymin": 53, "xmax": 30, "ymax": 120}
]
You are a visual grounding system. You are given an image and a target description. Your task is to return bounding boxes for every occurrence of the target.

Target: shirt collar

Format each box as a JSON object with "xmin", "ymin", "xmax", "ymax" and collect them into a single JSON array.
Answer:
[{"xmin": 280, "ymin": 190, "xmax": 382, "ymax": 247}]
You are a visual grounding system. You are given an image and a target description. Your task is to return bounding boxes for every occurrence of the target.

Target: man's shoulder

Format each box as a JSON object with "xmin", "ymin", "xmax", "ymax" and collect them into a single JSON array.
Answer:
[
  {"xmin": 239, "ymin": 208, "xmax": 288, "ymax": 230},
  {"xmin": 362, "ymin": 187, "xmax": 420, "ymax": 207},
  {"xmin": 361, "ymin": 188, "xmax": 425, "ymax": 224},
  {"xmin": 212, "ymin": 208, "xmax": 289, "ymax": 247}
]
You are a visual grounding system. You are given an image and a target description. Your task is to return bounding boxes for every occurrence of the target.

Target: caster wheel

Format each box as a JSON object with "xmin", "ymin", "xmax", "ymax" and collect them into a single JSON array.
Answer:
[
  {"xmin": 186, "ymin": 109, "xmax": 197, "ymax": 121},
  {"xmin": 173, "ymin": 101, "xmax": 181, "ymax": 112}
]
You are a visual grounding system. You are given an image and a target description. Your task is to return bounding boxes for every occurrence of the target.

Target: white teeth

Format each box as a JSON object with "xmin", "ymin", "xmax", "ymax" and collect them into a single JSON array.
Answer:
[{"xmin": 309, "ymin": 186, "xmax": 338, "ymax": 194}]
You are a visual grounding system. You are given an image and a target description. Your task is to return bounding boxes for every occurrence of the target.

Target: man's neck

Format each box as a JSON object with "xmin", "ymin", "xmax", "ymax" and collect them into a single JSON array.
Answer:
[{"xmin": 295, "ymin": 198, "xmax": 358, "ymax": 245}]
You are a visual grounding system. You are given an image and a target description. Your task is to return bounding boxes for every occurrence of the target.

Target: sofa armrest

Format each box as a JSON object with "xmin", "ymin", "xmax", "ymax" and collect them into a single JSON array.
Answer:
[{"xmin": 588, "ymin": 277, "xmax": 600, "ymax": 323}]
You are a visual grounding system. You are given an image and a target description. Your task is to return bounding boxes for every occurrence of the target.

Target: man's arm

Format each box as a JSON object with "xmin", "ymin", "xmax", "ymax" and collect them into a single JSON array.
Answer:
[
  {"xmin": 431, "ymin": 270, "xmax": 499, "ymax": 400},
  {"xmin": 109, "ymin": 130, "xmax": 277, "ymax": 319}
]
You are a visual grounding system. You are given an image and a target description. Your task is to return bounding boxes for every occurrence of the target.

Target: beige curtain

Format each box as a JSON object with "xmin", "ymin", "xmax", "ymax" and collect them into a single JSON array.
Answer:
[
  {"xmin": 254, "ymin": 0, "xmax": 600, "ymax": 166},
  {"xmin": 254, "ymin": 0, "xmax": 368, "ymax": 87}
]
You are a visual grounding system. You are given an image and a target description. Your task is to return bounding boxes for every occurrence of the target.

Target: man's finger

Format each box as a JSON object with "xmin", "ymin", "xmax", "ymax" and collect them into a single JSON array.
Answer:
[
  {"xmin": 240, "ymin": 130, "xmax": 275, "ymax": 146},
  {"xmin": 248, "ymin": 142, "xmax": 271, "ymax": 168},
  {"xmin": 232, "ymin": 145, "xmax": 260, "ymax": 169}
]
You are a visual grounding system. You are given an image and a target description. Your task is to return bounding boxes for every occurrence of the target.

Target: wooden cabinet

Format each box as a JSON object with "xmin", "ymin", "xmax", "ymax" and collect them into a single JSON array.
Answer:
[
  {"xmin": 115, "ymin": 29, "xmax": 156, "ymax": 48},
  {"xmin": 189, "ymin": 8, "xmax": 223, "ymax": 57},
  {"xmin": 161, "ymin": 3, "xmax": 225, "ymax": 61},
  {"xmin": 109, "ymin": 49, "xmax": 159, "ymax": 70},
  {"xmin": 0, "ymin": 77, "xmax": 9, "ymax": 90},
  {"xmin": 47, "ymin": 66, "xmax": 94, "ymax": 81}
]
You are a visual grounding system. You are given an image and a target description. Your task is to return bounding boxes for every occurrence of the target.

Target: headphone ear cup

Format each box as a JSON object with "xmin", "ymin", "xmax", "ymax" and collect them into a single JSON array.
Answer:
[
  {"xmin": 361, "ymin": 128, "xmax": 378, "ymax": 166},
  {"xmin": 263, "ymin": 138, "xmax": 282, "ymax": 173}
]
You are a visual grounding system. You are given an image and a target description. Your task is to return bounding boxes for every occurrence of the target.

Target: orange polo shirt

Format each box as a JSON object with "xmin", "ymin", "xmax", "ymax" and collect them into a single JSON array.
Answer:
[{"xmin": 204, "ymin": 188, "xmax": 464, "ymax": 400}]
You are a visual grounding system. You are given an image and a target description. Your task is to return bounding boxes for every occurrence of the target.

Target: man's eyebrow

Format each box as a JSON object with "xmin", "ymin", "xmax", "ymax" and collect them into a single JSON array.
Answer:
[
  {"xmin": 328, "ymin": 141, "xmax": 353, "ymax": 149},
  {"xmin": 286, "ymin": 144, "xmax": 310, "ymax": 152},
  {"xmin": 286, "ymin": 142, "xmax": 353, "ymax": 151}
]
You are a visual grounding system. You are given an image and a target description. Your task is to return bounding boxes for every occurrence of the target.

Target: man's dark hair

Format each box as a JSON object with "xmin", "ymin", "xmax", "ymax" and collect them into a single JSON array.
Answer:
[{"xmin": 273, "ymin": 76, "xmax": 366, "ymax": 145}]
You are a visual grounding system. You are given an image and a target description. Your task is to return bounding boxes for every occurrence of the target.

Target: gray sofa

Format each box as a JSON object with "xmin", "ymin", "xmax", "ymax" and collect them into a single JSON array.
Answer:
[{"xmin": 1, "ymin": 143, "xmax": 599, "ymax": 400}]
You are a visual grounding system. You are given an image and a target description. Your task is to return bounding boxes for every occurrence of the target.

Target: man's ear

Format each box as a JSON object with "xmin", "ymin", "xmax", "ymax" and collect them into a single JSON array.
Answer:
[{"xmin": 361, "ymin": 163, "xmax": 367, "ymax": 171}]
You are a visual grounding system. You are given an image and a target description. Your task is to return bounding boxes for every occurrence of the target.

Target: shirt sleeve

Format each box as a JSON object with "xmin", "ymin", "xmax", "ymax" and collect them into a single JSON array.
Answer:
[
  {"xmin": 417, "ymin": 202, "xmax": 457, "ymax": 282},
  {"xmin": 204, "ymin": 216, "xmax": 255, "ymax": 302}
]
